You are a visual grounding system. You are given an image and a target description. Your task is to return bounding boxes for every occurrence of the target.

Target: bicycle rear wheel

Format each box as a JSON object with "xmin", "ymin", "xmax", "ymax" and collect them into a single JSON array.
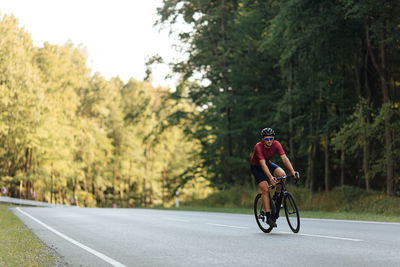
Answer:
[
  {"xmin": 283, "ymin": 192, "xmax": 300, "ymax": 233},
  {"xmin": 254, "ymin": 193, "xmax": 273, "ymax": 233}
]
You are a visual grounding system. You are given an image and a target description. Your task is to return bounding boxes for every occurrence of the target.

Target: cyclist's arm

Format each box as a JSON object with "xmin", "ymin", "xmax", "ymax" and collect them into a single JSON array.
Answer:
[
  {"xmin": 260, "ymin": 159, "xmax": 276, "ymax": 186},
  {"xmin": 280, "ymin": 154, "xmax": 298, "ymax": 178}
]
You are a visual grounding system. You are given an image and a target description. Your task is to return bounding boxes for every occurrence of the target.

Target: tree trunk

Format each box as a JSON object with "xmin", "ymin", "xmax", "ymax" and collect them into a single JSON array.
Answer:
[
  {"xmin": 362, "ymin": 49, "xmax": 372, "ymax": 192},
  {"xmin": 72, "ymin": 176, "xmax": 78, "ymax": 206},
  {"xmin": 20, "ymin": 180, "xmax": 23, "ymax": 199},
  {"xmin": 26, "ymin": 180, "xmax": 31, "ymax": 199},
  {"xmin": 306, "ymin": 145, "xmax": 312, "ymax": 188},
  {"xmin": 340, "ymin": 151, "xmax": 345, "ymax": 187},
  {"xmin": 226, "ymin": 106, "xmax": 233, "ymax": 184},
  {"xmin": 306, "ymin": 79, "xmax": 321, "ymax": 192},
  {"xmin": 313, "ymin": 83, "xmax": 323, "ymax": 191},
  {"xmin": 324, "ymin": 133, "xmax": 330, "ymax": 192},
  {"xmin": 365, "ymin": 20, "xmax": 394, "ymax": 195},
  {"xmin": 310, "ymin": 142, "xmax": 316, "ymax": 191},
  {"xmin": 362, "ymin": 107, "xmax": 370, "ymax": 192},
  {"xmin": 383, "ymin": 101, "xmax": 394, "ymax": 195},
  {"xmin": 288, "ymin": 62, "xmax": 294, "ymax": 162},
  {"xmin": 162, "ymin": 166, "xmax": 167, "ymax": 206},
  {"xmin": 24, "ymin": 148, "xmax": 29, "ymax": 173},
  {"xmin": 29, "ymin": 148, "xmax": 32, "ymax": 171},
  {"xmin": 50, "ymin": 169, "xmax": 54, "ymax": 204},
  {"xmin": 61, "ymin": 187, "xmax": 65, "ymax": 204},
  {"xmin": 221, "ymin": 0, "xmax": 233, "ymax": 185},
  {"xmin": 379, "ymin": 35, "xmax": 394, "ymax": 196},
  {"xmin": 83, "ymin": 169, "xmax": 88, "ymax": 192},
  {"xmin": 92, "ymin": 180, "xmax": 97, "ymax": 205},
  {"xmin": 306, "ymin": 127, "xmax": 317, "ymax": 192},
  {"xmin": 120, "ymin": 182, "xmax": 124, "ymax": 206},
  {"xmin": 144, "ymin": 147, "xmax": 150, "ymax": 206}
]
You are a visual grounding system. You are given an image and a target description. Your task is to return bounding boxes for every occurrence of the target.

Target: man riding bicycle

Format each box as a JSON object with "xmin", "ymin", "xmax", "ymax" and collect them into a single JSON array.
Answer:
[{"xmin": 250, "ymin": 127, "xmax": 300, "ymax": 227}]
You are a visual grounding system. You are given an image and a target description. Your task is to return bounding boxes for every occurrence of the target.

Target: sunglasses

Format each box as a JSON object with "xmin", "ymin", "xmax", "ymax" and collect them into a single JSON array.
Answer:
[{"xmin": 264, "ymin": 137, "xmax": 274, "ymax": 141}]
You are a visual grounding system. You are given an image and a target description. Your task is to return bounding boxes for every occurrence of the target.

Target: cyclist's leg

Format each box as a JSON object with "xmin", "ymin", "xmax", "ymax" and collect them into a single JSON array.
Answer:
[
  {"xmin": 251, "ymin": 165, "xmax": 271, "ymax": 212},
  {"xmin": 268, "ymin": 162, "xmax": 285, "ymax": 219},
  {"xmin": 257, "ymin": 181, "xmax": 276, "ymax": 227},
  {"xmin": 265, "ymin": 161, "xmax": 283, "ymax": 193},
  {"xmin": 273, "ymin": 166, "xmax": 286, "ymax": 194},
  {"xmin": 258, "ymin": 181, "xmax": 271, "ymax": 212}
]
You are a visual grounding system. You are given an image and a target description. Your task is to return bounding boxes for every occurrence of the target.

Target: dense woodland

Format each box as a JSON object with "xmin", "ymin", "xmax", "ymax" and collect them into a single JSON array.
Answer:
[
  {"xmin": 155, "ymin": 0, "xmax": 399, "ymax": 196},
  {"xmin": 0, "ymin": 13, "xmax": 209, "ymax": 207},
  {"xmin": 0, "ymin": 0, "xmax": 399, "ymax": 208}
]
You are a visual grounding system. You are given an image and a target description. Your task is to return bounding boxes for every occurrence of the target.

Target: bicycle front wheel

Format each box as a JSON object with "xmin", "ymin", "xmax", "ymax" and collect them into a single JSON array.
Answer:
[
  {"xmin": 283, "ymin": 192, "xmax": 300, "ymax": 233},
  {"xmin": 254, "ymin": 193, "xmax": 273, "ymax": 233}
]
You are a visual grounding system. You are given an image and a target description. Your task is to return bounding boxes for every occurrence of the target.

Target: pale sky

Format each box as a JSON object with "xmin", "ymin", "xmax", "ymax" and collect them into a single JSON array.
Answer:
[{"xmin": 0, "ymin": 0, "xmax": 182, "ymax": 89}]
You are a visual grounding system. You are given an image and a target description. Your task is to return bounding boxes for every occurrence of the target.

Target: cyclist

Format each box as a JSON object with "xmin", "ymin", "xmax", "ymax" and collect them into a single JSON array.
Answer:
[{"xmin": 250, "ymin": 127, "xmax": 299, "ymax": 227}]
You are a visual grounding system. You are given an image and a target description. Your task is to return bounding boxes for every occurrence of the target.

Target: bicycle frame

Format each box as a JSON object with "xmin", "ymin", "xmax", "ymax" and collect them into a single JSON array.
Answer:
[{"xmin": 270, "ymin": 174, "xmax": 297, "ymax": 196}]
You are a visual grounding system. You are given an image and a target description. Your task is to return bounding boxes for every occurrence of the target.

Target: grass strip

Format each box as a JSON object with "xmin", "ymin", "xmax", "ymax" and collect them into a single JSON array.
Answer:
[
  {"xmin": 0, "ymin": 204, "xmax": 63, "ymax": 266},
  {"xmin": 299, "ymin": 210, "xmax": 400, "ymax": 222},
  {"xmin": 153, "ymin": 205, "xmax": 400, "ymax": 222}
]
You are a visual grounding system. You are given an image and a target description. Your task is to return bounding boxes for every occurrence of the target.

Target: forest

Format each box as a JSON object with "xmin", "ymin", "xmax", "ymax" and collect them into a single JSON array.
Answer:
[
  {"xmin": 1, "ymin": 0, "xmax": 399, "ymax": 208},
  {"xmin": 154, "ymin": 0, "xmax": 400, "ymax": 197},
  {"xmin": 0, "ymin": 13, "xmax": 208, "ymax": 207}
]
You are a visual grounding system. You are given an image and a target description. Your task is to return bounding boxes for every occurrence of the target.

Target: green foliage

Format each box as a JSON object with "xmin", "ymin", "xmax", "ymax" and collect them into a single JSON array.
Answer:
[
  {"xmin": 156, "ymin": 0, "xmax": 400, "ymax": 196},
  {"xmin": 185, "ymin": 183, "xmax": 256, "ymax": 208},
  {"xmin": 0, "ymin": 13, "xmax": 205, "ymax": 207},
  {"xmin": 182, "ymin": 184, "xmax": 400, "ymax": 217},
  {"xmin": 296, "ymin": 185, "xmax": 400, "ymax": 216},
  {"xmin": 0, "ymin": 14, "xmax": 41, "ymax": 179}
]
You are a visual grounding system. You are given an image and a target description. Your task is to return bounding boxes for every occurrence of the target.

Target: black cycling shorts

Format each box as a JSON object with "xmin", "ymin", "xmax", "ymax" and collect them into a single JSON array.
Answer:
[{"xmin": 251, "ymin": 162, "xmax": 280, "ymax": 184}]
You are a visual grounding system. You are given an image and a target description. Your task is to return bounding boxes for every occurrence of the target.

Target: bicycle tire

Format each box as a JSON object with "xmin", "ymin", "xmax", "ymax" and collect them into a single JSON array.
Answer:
[
  {"xmin": 254, "ymin": 193, "xmax": 273, "ymax": 233},
  {"xmin": 283, "ymin": 192, "xmax": 300, "ymax": 233}
]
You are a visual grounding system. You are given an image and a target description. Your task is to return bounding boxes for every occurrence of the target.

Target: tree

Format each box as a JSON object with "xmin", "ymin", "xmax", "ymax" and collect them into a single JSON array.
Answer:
[{"xmin": 0, "ymin": 14, "xmax": 41, "ymax": 198}]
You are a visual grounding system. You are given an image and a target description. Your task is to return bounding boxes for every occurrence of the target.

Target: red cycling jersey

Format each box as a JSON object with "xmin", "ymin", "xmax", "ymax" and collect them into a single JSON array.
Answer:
[{"xmin": 250, "ymin": 140, "xmax": 285, "ymax": 166}]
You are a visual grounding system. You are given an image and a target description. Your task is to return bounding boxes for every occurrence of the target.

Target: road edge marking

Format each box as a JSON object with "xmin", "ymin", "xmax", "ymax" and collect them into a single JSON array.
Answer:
[
  {"xmin": 205, "ymin": 222, "xmax": 248, "ymax": 229},
  {"xmin": 278, "ymin": 231, "xmax": 363, "ymax": 242},
  {"xmin": 302, "ymin": 217, "xmax": 400, "ymax": 226},
  {"xmin": 16, "ymin": 207, "xmax": 127, "ymax": 267},
  {"xmin": 164, "ymin": 217, "xmax": 190, "ymax": 222}
]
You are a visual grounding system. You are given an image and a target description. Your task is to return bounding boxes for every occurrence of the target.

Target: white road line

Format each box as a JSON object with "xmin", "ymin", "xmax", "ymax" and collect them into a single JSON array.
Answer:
[
  {"xmin": 205, "ymin": 223, "xmax": 249, "ymax": 229},
  {"xmin": 278, "ymin": 231, "xmax": 363, "ymax": 242},
  {"xmin": 302, "ymin": 218, "xmax": 400, "ymax": 226},
  {"xmin": 16, "ymin": 207, "xmax": 126, "ymax": 267},
  {"xmin": 164, "ymin": 217, "xmax": 190, "ymax": 222}
]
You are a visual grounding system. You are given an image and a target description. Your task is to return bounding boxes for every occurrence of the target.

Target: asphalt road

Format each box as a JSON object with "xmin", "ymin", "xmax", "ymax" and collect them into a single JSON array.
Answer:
[{"xmin": 12, "ymin": 207, "xmax": 400, "ymax": 267}]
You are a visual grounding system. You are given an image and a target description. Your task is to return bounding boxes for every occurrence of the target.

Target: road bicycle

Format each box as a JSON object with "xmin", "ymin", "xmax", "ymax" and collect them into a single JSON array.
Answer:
[{"xmin": 254, "ymin": 174, "xmax": 300, "ymax": 233}]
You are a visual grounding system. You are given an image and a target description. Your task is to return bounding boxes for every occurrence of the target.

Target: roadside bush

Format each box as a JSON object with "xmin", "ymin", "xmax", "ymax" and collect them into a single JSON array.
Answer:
[{"xmin": 183, "ymin": 184, "xmax": 400, "ymax": 216}]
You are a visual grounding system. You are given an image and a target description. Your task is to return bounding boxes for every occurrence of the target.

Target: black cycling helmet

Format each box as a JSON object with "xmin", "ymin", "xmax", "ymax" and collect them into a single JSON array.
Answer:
[{"xmin": 260, "ymin": 127, "xmax": 275, "ymax": 137}]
